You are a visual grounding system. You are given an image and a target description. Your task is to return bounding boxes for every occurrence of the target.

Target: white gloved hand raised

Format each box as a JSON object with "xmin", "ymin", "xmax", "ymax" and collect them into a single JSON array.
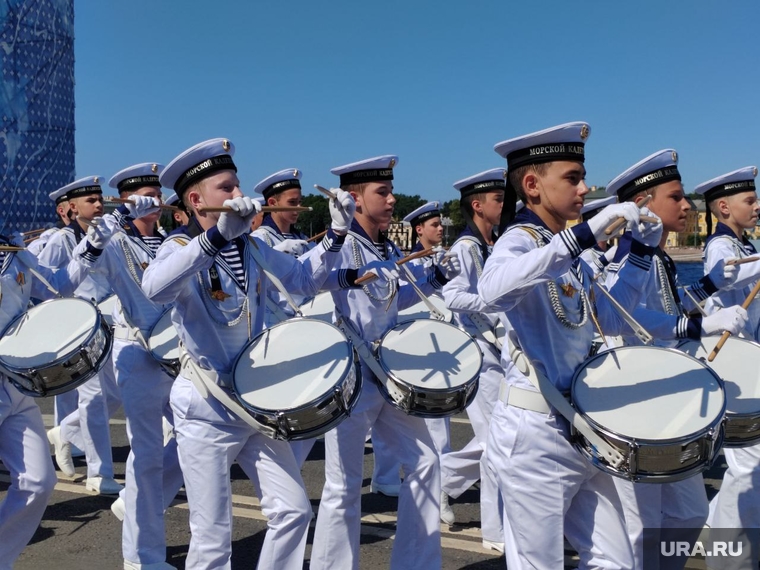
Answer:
[
  {"xmin": 273, "ymin": 239, "xmax": 309, "ymax": 256},
  {"xmin": 329, "ymin": 189, "xmax": 356, "ymax": 234},
  {"xmin": 586, "ymin": 203, "xmax": 642, "ymax": 243},
  {"xmin": 706, "ymin": 258, "xmax": 738, "ymax": 290},
  {"xmin": 359, "ymin": 260, "xmax": 399, "ymax": 283},
  {"xmin": 123, "ymin": 195, "xmax": 161, "ymax": 219},
  {"xmin": 217, "ymin": 197, "xmax": 261, "ymax": 241},
  {"xmin": 435, "ymin": 250, "xmax": 461, "ymax": 279},
  {"xmin": 701, "ymin": 305, "xmax": 748, "ymax": 336},
  {"xmin": 629, "ymin": 206, "xmax": 663, "ymax": 248},
  {"xmin": 86, "ymin": 216, "xmax": 117, "ymax": 250}
]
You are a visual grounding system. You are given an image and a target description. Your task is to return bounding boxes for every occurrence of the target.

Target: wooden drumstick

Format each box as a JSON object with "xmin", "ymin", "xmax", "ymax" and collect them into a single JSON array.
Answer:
[
  {"xmin": 355, "ymin": 247, "xmax": 436, "ymax": 285},
  {"xmin": 0, "ymin": 245, "xmax": 25, "ymax": 252},
  {"xmin": 106, "ymin": 197, "xmax": 179, "ymax": 211},
  {"xmin": 726, "ymin": 256, "xmax": 760, "ymax": 266},
  {"xmin": 307, "ymin": 229, "xmax": 328, "ymax": 243},
  {"xmin": 604, "ymin": 195, "xmax": 652, "ymax": 236},
  {"xmin": 22, "ymin": 227, "xmax": 48, "ymax": 236},
  {"xmin": 314, "ymin": 185, "xmax": 337, "ymax": 200},
  {"xmin": 708, "ymin": 279, "xmax": 760, "ymax": 362},
  {"xmin": 197, "ymin": 205, "xmax": 313, "ymax": 214}
]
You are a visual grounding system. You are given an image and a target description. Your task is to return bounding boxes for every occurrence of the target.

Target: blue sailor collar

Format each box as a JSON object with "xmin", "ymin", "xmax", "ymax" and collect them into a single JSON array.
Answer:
[
  {"xmin": 349, "ymin": 219, "xmax": 395, "ymax": 259},
  {"xmin": 410, "ymin": 240, "xmax": 425, "ymax": 253},
  {"xmin": 705, "ymin": 222, "xmax": 757, "ymax": 253},
  {"xmin": 509, "ymin": 207, "xmax": 551, "ymax": 232}
]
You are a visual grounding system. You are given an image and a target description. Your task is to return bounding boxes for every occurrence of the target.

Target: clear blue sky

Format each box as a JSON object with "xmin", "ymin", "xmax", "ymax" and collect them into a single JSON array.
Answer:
[{"xmin": 74, "ymin": 0, "xmax": 760, "ymax": 201}]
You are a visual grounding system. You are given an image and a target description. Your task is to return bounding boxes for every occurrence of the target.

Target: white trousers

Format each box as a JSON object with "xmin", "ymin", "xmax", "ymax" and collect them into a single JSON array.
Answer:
[
  {"xmin": 171, "ymin": 376, "xmax": 311, "ymax": 570},
  {"xmin": 60, "ymin": 355, "xmax": 121, "ymax": 478},
  {"xmin": 0, "ymin": 378, "xmax": 57, "ymax": 570},
  {"xmin": 113, "ymin": 339, "xmax": 184, "ymax": 566},
  {"xmin": 311, "ymin": 377, "xmax": 441, "ymax": 570},
  {"xmin": 614, "ymin": 476, "xmax": 708, "ymax": 570},
  {"xmin": 706, "ymin": 443, "xmax": 760, "ymax": 569},
  {"xmin": 487, "ymin": 398, "xmax": 633, "ymax": 569},
  {"xmin": 53, "ymin": 389, "xmax": 78, "ymax": 426}
]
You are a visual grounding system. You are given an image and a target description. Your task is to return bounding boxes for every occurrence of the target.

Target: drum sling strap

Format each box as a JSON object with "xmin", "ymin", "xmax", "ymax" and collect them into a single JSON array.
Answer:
[
  {"xmin": 177, "ymin": 343, "xmax": 278, "ymax": 439},
  {"xmin": 507, "ymin": 339, "xmax": 624, "ymax": 468},
  {"xmin": 245, "ymin": 235, "xmax": 302, "ymax": 316}
]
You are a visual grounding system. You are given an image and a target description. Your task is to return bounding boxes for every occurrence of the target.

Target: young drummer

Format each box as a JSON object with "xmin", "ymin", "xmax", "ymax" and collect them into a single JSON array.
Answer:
[
  {"xmin": 27, "ymin": 190, "xmax": 73, "ymax": 256},
  {"xmin": 70, "ymin": 163, "xmax": 184, "ymax": 570},
  {"xmin": 405, "ymin": 201, "xmax": 443, "ymax": 261},
  {"xmin": 695, "ymin": 167, "xmax": 760, "ymax": 566},
  {"xmin": 604, "ymin": 150, "xmax": 747, "ymax": 570},
  {"xmin": 310, "ymin": 155, "xmax": 460, "ymax": 570},
  {"xmin": 479, "ymin": 122, "xmax": 663, "ymax": 569},
  {"xmin": 39, "ymin": 177, "xmax": 123, "ymax": 495},
  {"xmin": 141, "ymin": 138, "xmax": 355, "ymax": 569}
]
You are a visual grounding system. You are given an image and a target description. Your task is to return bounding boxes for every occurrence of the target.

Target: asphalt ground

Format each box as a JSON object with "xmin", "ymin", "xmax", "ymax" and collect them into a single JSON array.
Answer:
[{"xmin": 1, "ymin": 398, "xmax": 729, "ymax": 570}]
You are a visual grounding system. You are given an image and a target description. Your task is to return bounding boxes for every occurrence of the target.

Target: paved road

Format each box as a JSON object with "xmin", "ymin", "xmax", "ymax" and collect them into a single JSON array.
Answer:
[{"xmin": 2, "ymin": 398, "xmax": 727, "ymax": 569}]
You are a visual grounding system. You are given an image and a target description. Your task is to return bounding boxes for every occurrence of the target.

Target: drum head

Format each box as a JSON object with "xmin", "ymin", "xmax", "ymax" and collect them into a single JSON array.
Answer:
[
  {"xmin": 679, "ymin": 337, "xmax": 760, "ymax": 416},
  {"xmin": 233, "ymin": 318, "xmax": 353, "ymax": 411},
  {"xmin": 0, "ymin": 298, "xmax": 99, "ymax": 368},
  {"xmin": 298, "ymin": 292, "xmax": 335, "ymax": 324},
  {"xmin": 573, "ymin": 346, "xmax": 724, "ymax": 441},
  {"xmin": 379, "ymin": 320, "xmax": 482, "ymax": 390},
  {"xmin": 148, "ymin": 309, "xmax": 179, "ymax": 362},
  {"xmin": 98, "ymin": 295, "xmax": 118, "ymax": 327},
  {"xmin": 397, "ymin": 294, "xmax": 452, "ymax": 322}
]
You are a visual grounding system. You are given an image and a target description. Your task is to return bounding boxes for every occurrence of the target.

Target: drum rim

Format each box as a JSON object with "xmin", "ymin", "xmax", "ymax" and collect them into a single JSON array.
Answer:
[
  {"xmin": 230, "ymin": 317, "xmax": 356, "ymax": 412},
  {"xmin": 396, "ymin": 294, "xmax": 453, "ymax": 323},
  {"xmin": 147, "ymin": 307, "xmax": 179, "ymax": 363},
  {"xmin": 377, "ymin": 318, "xmax": 483, "ymax": 393},
  {"xmin": 571, "ymin": 345, "xmax": 726, "ymax": 442},
  {"xmin": 0, "ymin": 297, "xmax": 104, "ymax": 372}
]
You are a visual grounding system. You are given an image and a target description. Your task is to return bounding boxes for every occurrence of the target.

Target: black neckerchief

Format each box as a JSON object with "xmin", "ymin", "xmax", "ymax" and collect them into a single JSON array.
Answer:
[{"xmin": 456, "ymin": 225, "xmax": 496, "ymax": 263}]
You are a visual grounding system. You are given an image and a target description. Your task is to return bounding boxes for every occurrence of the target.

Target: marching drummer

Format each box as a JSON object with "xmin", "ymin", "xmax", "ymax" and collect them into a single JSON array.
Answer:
[
  {"xmin": 39, "ymin": 177, "xmax": 124, "ymax": 496},
  {"xmin": 310, "ymin": 155, "xmax": 461, "ymax": 570},
  {"xmin": 478, "ymin": 122, "xmax": 663, "ymax": 568},
  {"xmin": 69, "ymin": 163, "xmax": 184, "ymax": 570},
  {"xmin": 695, "ymin": 166, "xmax": 760, "ymax": 565},
  {"xmin": 404, "ymin": 201, "xmax": 443, "ymax": 266},
  {"xmin": 0, "ymin": 224, "xmax": 79, "ymax": 566},
  {"xmin": 27, "ymin": 189, "xmax": 74, "ymax": 257},
  {"xmin": 603, "ymin": 149, "xmax": 748, "ymax": 569},
  {"xmin": 141, "ymin": 138, "xmax": 356, "ymax": 569}
]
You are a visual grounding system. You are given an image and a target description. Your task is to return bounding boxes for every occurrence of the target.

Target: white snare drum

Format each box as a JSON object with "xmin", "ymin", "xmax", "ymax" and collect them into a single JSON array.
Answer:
[
  {"xmin": 147, "ymin": 309, "xmax": 180, "ymax": 377},
  {"xmin": 231, "ymin": 318, "xmax": 360, "ymax": 441},
  {"xmin": 397, "ymin": 294, "xmax": 453, "ymax": 323},
  {"xmin": 98, "ymin": 295, "xmax": 119, "ymax": 327},
  {"xmin": 0, "ymin": 298, "xmax": 112, "ymax": 397},
  {"xmin": 376, "ymin": 319, "xmax": 482, "ymax": 417},
  {"xmin": 298, "ymin": 291, "xmax": 335, "ymax": 324},
  {"xmin": 678, "ymin": 336, "xmax": 760, "ymax": 447},
  {"xmin": 572, "ymin": 346, "xmax": 725, "ymax": 483}
]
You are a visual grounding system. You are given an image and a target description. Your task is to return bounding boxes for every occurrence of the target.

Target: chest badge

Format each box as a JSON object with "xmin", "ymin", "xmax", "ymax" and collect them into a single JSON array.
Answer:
[
  {"xmin": 560, "ymin": 283, "xmax": 577, "ymax": 297},
  {"xmin": 208, "ymin": 288, "xmax": 231, "ymax": 302},
  {"xmin": 15, "ymin": 271, "xmax": 25, "ymax": 286}
]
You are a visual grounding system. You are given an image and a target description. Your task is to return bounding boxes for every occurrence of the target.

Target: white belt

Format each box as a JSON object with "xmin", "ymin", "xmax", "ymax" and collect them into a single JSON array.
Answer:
[
  {"xmin": 112, "ymin": 325, "xmax": 141, "ymax": 342},
  {"xmin": 499, "ymin": 383, "xmax": 551, "ymax": 414}
]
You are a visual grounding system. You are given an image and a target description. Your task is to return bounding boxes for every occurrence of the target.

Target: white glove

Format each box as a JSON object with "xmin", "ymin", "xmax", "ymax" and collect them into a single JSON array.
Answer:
[
  {"xmin": 123, "ymin": 195, "xmax": 161, "ymax": 219},
  {"xmin": 329, "ymin": 189, "xmax": 356, "ymax": 233},
  {"xmin": 586, "ymin": 203, "xmax": 641, "ymax": 243},
  {"xmin": 86, "ymin": 216, "xmax": 117, "ymax": 250},
  {"xmin": 218, "ymin": 197, "xmax": 261, "ymax": 241},
  {"xmin": 701, "ymin": 305, "xmax": 748, "ymax": 336},
  {"xmin": 707, "ymin": 258, "xmax": 738, "ymax": 290},
  {"xmin": 435, "ymin": 250, "xmax": 461, "ymax": 280},
  {"xmin": 629, "ymin": 206, "xmax": 663, "ymax": 248},
  {"xmin": 273, "ymin": 239, "xmax": 309, "ymax": 256},
  {"xmin": 359, "ymin": 260, "xmax": 399, "ymax": 282}
]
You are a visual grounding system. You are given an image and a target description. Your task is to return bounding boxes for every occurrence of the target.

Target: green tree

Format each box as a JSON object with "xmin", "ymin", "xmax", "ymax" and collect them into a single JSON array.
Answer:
[
  {"xmin": 295, "ymin": 194, "xmax": 331, "ymax": 237},
  {"xmin": 392, "ymin": 193, "xmax": 426, "ymax": 222}
]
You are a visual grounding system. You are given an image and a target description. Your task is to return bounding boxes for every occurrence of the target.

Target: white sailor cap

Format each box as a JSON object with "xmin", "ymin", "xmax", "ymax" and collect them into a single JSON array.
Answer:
[
  {"xmin": 109, "ymin": 163, "xmax": 164, "ymax": 193},
  {"xmin": 253, "ymin": 196, "xmax": 266, "ymax": 208},
  {"xmin": 453, "ymin": 168, "xmax": 507, "ymax": 198},
  {"xmin": 694, "ymin": 166, "xmax": 758, "ymax": 202},
  {"xmin": 164, "ymin": 192, "xmax": 180, "ymax": 207},
  {"xmin": 606, "ymin": 149, "xmax": 680, "ymax": 202},
  {"xmin": 494, "ymin": 122, "xmax": 589, "ymax": 168},
  {"xmin": 331, "ymin": 155, "xmax": 398, "ymax": 186},
  {"xmin": 49, "ymin": 175, "xmax": 104, "ymax": 204},
  {"xmin": 254, "ymin": 168, "xmax": 302, "ymax": 199},
  {"xmin": 403, "ymin": 201, "xmax": 441, "ymax": 226},
  {"xmin": 581, "ymin": 195, "xmax": 616, "ymax": 220},
  {"xmin": 160, "ymin": 138, "xmax": 237, "ymax": 196},
  {"xmin": 515, "ymin": 200, "xmax": 524, "ymax": 212}
]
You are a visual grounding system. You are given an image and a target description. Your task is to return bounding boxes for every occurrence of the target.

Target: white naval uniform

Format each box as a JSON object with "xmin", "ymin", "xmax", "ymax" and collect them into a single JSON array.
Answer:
[
  {"xmin": 0, "ymin": 246, "xmax": 74, "ymax": 569},
  {"xmin": 703, "ymin": 223, "xmax": 760, "ymax": 568},
  {"xmin": 252, "ymin": 216, "xmax": 316, "ymax": 466},
  {"xmin": 310, "ymin": 222, "xmax": 444, "ymax": 570},
  {"xmin": 72, "ymin": 210, "xmax": 184, "ymax": 567},
  {"xmin": 441, "ymin": 231, "xmax": 505, "ymax": 544},
  {"xmin": 142, "ymin": 220, "xmax": 344, "ymax": 570},
  {"xmin": 478, "ymin": 210, "xmax": 653, "ymax": 569},
  {"xmin": 38, "ymin": 223, "xmax": 121, "ymax": 480},
  {"xmin": 26, "ymin": 226, "xmax": 59, "ymax": 257},
  {"xmin": 605, "ymin": 233, "xmax": 712, "ymax": 570}
]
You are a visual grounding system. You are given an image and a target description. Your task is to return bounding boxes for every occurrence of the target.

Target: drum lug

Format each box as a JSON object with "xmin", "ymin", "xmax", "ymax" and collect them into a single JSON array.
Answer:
[
  {"xmin": 79, "ymin": 346, "xmax": 94, "ymax": 370},
  {"xmin": 333, "ymin": 386, "xmax": 349, "ymax": 415},
  {"xmin": 29, "ymin": 369, "xmax": 47, "ymax": 397},
  {"xmin": 275, "ymin": 412, "xmax": 292, "ymax": 441},
  {"xmin": 627, "ymin": 441, "xmax": 639, "ymax": 478}
]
